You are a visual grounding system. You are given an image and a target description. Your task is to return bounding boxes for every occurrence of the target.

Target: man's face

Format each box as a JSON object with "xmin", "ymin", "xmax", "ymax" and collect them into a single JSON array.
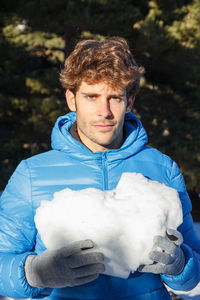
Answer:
[{"xmin": 66, "ymin": 80, "xmax": 134, "ymax": 152}]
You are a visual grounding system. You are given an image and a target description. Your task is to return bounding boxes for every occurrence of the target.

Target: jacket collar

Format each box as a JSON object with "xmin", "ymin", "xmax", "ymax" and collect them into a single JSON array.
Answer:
[{"xmin": 51, "ymin": 112, "xmax": 148, "ymax": 161}]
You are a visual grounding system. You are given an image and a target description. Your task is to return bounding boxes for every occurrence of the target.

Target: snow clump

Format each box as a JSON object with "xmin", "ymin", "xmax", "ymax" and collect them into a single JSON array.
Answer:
[{"xmin": 35, "ymin": 172, "xmax": 183, "ymax": 279}]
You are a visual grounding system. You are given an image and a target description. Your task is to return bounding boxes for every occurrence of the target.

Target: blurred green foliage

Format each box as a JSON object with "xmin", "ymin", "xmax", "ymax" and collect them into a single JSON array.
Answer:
[{"xmin": 0, "ymin": 0, "xmax": 200, "ymax": 205}]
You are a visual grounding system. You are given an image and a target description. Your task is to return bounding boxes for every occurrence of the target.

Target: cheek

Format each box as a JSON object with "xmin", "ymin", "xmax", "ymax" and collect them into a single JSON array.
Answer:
[
  {"xmin": 76, "ymin": 108, "xmax": 91, "ymax": 128},
  {"xmin": 115, "ymin": 107, "xmax": 127, "ymax": 121},
  {"xmin": 78, "ymin": 100, "xmax": 96, "ymax": 115}
]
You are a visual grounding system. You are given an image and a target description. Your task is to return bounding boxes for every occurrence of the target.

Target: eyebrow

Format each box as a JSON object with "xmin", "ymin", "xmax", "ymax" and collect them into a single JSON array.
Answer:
[
  {"xmin": 81, "ymin": 92, "xmax": 125, "ymax": 98},
  {"xmin": 109, "ymin": 94, "xmax": 124, "ymax": 98},
  {"xmin": 81, "ymin": 93, "xmax": 100, "ymax": 96}
]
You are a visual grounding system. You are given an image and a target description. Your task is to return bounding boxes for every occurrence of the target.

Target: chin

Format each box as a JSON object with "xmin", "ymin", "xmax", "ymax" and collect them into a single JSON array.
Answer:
[{"xmin": 99, "ymin": 139, "xmax": 115, "ymax": 146}]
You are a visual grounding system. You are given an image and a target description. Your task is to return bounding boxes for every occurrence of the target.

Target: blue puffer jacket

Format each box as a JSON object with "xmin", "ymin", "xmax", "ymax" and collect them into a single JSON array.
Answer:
[{"xmin": 0, "ymin": 112, "xmax": 200, "ymax": 300}]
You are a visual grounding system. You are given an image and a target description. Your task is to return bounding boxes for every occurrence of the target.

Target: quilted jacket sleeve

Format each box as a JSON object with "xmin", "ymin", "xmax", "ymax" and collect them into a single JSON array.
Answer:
[
  {"xmin": 161, "ymin": 161, "xmax": 200, "ymax": 291},
  {"xmin": 0, "ymin": 160, "xmax": 44, "ymax": 298}
]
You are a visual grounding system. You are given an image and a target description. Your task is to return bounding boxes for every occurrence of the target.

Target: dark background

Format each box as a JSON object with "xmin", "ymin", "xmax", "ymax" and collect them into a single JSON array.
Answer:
[{"xmin": 0, "ymin": 0, "xmax": 200, "ymax": 220}]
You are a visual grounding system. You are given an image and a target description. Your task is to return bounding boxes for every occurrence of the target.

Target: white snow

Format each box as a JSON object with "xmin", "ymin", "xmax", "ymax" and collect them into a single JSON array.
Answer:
[{"xmin": 35, "ymin": 172, "xmax": 183, "ymax": 279}]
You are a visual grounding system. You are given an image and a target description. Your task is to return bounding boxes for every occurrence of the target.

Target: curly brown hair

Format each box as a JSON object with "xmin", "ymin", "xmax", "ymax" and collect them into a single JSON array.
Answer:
[{"xmin": 60, "ymin": 37, "xmax": 144, "ymax": 98}]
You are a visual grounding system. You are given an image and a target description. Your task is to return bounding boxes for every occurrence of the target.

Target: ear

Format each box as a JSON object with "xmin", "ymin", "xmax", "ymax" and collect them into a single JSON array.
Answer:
[
  {"xmin": 126, "ymin": 95, "xmax": 135, "ymax": 113},
  {"xmin": 65, "ymin": 89, "xmax": 76, "ymax": 111}
]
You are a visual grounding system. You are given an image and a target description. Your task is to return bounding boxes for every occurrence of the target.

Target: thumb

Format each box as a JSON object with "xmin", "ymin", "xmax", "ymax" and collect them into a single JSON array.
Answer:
[{"xmin": 166, "ymin": 229, "xmax": 183, "ymax": 246}]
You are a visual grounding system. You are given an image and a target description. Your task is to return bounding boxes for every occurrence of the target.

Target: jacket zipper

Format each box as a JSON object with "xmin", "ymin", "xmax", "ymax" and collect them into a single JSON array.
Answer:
[{"xmin": 102, "ymin": 152, "xmax": 108, "ymax": 190}]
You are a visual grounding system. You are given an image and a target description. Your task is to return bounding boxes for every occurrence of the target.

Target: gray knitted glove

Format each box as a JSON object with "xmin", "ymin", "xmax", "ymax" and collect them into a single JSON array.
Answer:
[
  {"xmin": 25, "ymin": 239, "xmax": 105, "ymax": 288},
  {"xmin": 138, "ymin": 229, "xmax": 185, "ymax": 276}
]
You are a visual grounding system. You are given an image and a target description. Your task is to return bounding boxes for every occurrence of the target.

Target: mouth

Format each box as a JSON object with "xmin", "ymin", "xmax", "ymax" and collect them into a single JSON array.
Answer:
[
  {"xmin": 93, "ymin": 124, "xmax": 114, "ymax": 131},
  {"xmin": 94, "ymin": 124, "xmax": 113, "ymax": 127}
]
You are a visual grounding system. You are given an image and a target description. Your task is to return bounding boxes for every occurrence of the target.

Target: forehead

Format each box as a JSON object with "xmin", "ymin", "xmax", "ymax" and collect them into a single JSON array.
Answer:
[{"xmin": 77, "ymin": 80, "xmax": 126, "ymax": 96}]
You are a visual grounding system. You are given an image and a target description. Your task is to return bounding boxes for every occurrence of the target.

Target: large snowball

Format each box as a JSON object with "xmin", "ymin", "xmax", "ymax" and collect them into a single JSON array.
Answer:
[{"xmin": 35, "ymin": 172, "xmax": 183, "ymax": 279}]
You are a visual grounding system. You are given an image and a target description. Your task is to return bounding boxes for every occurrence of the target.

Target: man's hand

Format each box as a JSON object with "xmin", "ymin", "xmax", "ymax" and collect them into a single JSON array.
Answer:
[
  {"xmin": 25, "ymin": 239, "xmax": 105, "ymax": 288},
  {"xmin": 138, "ymin": 229, "xmax": 185, "ymax": 276}
]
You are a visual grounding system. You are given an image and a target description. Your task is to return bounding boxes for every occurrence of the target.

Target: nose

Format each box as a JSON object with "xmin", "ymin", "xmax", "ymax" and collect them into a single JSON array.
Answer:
[{"xmin": 97, "ymin": 99, "xmax": 112, "ymax": 118}]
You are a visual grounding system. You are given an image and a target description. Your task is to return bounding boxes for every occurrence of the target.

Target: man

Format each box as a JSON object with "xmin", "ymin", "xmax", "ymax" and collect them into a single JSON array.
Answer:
[{"xmin": 0, "ymin": 37, "xmax": 200, "ymax": 300}]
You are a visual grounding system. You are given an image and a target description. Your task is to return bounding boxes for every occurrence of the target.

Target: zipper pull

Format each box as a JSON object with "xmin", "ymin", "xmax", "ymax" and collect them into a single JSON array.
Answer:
[{"xmin": 102, "ymin": 152, "xmax": 106, "ymax": 160}]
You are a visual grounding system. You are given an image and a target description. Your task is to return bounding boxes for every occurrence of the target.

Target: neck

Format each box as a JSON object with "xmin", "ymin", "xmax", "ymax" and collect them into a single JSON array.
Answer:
[
  {"xmin": 69, "ymin": 122, "xmax": 82, "ymax": 143},
  {"xmin": 70, "ymin": 123, "xmax": 124, "ymax": 152},
  {"xmin": 69, "ymin": 123, "xmax": 103, "ymax": 152}
]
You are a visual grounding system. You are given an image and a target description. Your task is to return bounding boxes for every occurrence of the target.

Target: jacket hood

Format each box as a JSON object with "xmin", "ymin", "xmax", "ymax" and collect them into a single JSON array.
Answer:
[{"xmin": 51, "ymin": 112, "xmax": 148, "ymax": 161}]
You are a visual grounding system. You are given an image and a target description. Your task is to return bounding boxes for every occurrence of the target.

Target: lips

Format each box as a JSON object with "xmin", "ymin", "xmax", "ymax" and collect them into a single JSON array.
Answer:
[
  {"xmin": 95, "ymin": 124, "xmax": 113, "ymax": 127},
  {"xmin": 93, "ymin": 124, "xmax": 114, "ymax": 131}
]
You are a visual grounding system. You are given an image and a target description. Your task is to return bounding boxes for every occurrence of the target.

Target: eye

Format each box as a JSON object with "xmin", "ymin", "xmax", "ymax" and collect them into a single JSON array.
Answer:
[
  {"xmin": 110, "ymin": 96, "xmax": 122, "ymax": 103},
  {"xmin": 86, "ymin": 95, "xmax": 96, "ymax": 100}
]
